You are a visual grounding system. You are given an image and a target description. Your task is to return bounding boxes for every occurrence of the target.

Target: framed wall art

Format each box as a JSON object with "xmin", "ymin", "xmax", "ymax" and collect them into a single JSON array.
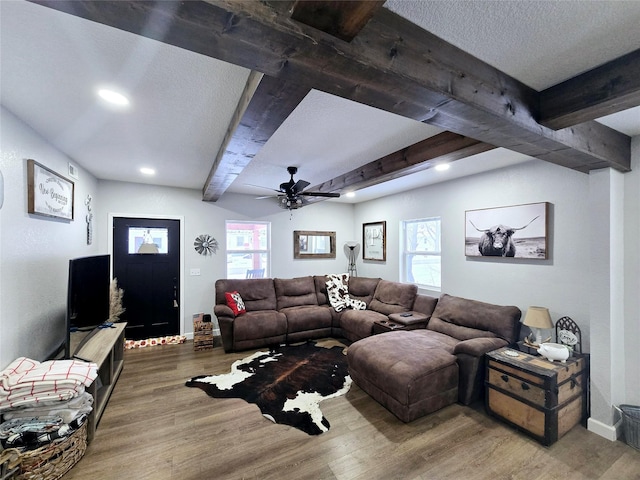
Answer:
[
  {"xmin": 27, "ymin": 159, "xmax": 75, "ymax": 220},
  {"xmin": 363, "ymin": 221, "xmax": 386, "ymax": 261},
  {"xmin": 465, "ymin": 202, "xmax": 549, "ymax": 259}
]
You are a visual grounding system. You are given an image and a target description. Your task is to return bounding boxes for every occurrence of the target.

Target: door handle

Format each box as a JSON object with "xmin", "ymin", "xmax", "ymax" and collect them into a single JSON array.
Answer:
[{"xmin": 173, "ymin": 277, "xmax": 179, "ymax": 308}]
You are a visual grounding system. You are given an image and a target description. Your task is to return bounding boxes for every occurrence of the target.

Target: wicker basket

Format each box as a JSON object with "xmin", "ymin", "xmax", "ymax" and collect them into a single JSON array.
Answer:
[
  {"xmin": 7, "ymin": 422, "xmax": 87, "ymax": 480},
  {"xmin": 619, "ymin": 404, "xmax": 640, "ymax": 450}
]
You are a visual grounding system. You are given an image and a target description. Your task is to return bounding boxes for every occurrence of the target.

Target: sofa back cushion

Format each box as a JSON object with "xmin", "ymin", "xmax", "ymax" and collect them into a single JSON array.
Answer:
[
  {"xmin": 215, "ymin": 279, "xmax": 277, "ymax": 311},
  {"xmin": 368, "ymin": 280, "xmax": 417, "ymax": 315},
  {"xmin": 314, "ymin": 275, "xmax": 330, "ymax": 306},
  {"xmin": 275, "ymin": 276, "xmax": 319, "ymax": 309},
  {"xmin": 347, "ymin": 277, "xmax": 380, "ymax": 306},
  {"xmin": 428, "ymin": 294, "xmax": 521, "ymax": 343}
]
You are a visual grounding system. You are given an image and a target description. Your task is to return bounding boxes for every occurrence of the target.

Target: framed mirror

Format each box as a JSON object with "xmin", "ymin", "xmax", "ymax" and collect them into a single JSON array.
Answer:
[{"xmin": 294, "ymin": 230, "xmax": 336, "ymax": 259}]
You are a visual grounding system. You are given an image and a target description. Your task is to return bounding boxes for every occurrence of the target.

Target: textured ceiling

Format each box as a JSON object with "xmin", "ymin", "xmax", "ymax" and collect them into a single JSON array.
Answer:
[
  {"xmin": 386, "ymin": 0, "xmax": 640, "ymax": 91},
  {"xmin": 1, "ymin": 1, "xmax": 638, "ymax": 205}
]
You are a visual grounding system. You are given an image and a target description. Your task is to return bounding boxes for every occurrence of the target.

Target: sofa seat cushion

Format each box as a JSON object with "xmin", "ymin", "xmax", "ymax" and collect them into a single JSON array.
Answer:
[
  {"xmin": 369, "ymin": 280, "xmax": 417, "ymax": 315},
  {"xmin": 233, "ymin": 310, "xmax": 287, "ymax": 342},
  {"xmin": 428, "ymin": 294, "xmax": 521, "ymax": 342},
  {"xmin": 348, "ymin": 331, "xmax": 458, "ymax": 422},
  {"xmin": 340, "ymin": 309, "xmax": 388, "ymax": 342},
  {"xmin": 280, "ymin": 305, "xmax": 332, "ymax": 333},
  {"xmin": 405, "ymin": 329, "xmax": 460, "ymax": 352},
  {"xmin": 275, "ymin": 277, "xmax": 318, "ymax": 309}
]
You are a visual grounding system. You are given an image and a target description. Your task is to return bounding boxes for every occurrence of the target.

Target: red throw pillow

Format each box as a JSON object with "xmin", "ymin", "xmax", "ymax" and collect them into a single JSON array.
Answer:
[{"xmin": 225, "ymin": 291, "xmax": 246, "ymax": 316}]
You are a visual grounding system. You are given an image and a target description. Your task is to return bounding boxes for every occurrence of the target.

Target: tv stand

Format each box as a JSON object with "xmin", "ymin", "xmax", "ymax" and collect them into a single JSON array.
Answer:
[{"xmin": 70, "ymin": 322, "xmax": 126, "ymax": 442}]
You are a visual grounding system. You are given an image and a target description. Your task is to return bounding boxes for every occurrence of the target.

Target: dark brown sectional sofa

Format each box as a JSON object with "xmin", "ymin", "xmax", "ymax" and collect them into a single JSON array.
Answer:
[{"xmin": 213, "ymin": 275, "xmax": 521, "ymax": 422}]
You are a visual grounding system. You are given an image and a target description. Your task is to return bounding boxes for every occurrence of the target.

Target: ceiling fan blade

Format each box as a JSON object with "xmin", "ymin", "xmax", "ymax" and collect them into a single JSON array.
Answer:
[
  {"xmin": 299, "ymin": 191, "xmax": 341, "ymax": 198},
  {"xmin": 255, "ymin": 195, "xmax": 275, "ymax": 200},
  {"xmin": 245, "ymin": 183, "xmax": 280, "ymax": 193},
  {"xmin": 292, "ymin": 179, "xmax": 310, "ymax": 193}
]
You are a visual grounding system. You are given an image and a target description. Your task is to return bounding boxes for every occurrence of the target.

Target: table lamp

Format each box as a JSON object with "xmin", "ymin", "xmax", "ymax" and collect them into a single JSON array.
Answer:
[{"xmin": 523, "ymin": 306, "xmax": 554, "ymax": 345}]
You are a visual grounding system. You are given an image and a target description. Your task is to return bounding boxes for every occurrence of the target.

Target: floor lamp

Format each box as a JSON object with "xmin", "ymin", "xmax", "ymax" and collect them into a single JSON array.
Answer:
[{"xmin": 346, "ymin": 242, "xmax": 358, "ymax": 277}]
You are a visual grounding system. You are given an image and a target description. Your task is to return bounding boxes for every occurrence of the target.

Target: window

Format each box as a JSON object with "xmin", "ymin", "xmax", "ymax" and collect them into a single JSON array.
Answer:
[
  {"xmin": 401, "ymin": 217, "xmax": 441, "ymax": 290},
  {"xmin": 128, "ymin": 227, "xmax": 168, "ymax": 254},
  {"xmin": 226, "ymin": 221, "xmax": 270, "ymax": 279}
]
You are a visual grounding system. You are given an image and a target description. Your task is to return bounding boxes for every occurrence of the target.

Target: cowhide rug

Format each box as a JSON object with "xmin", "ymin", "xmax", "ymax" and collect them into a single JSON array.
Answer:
[{"xmin": 185, "ymin": 340, "xmax": 351, "ymax": 435}]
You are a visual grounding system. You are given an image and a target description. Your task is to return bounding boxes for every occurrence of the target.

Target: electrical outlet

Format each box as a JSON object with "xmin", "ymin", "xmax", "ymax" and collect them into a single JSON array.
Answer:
[{"xmin": 190, "ymin": 268, "xmax": 201, "ymax": 276}]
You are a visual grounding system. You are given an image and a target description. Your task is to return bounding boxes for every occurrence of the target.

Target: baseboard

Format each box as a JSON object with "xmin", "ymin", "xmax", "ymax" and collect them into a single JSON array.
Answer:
[{"xmin": 587, "ymin": 416, "xmax": 622, "ymax": 441}]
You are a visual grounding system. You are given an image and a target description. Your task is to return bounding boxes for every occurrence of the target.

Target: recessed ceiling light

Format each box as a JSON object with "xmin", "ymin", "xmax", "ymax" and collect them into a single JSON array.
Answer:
[
  {"xmin": 346, "ymin": 192, "xmax": 356, "ymax": 198},
  {"xmin": 139, "ymin": 167, "xmax": 155, "ymax": 176},
  {"xmin": 97, "ymin": 88, "xmax": 130, "ymax": 106},
  {"xmin": 435, "ymin": 163, "xmax": 450, "ymax": 172}
]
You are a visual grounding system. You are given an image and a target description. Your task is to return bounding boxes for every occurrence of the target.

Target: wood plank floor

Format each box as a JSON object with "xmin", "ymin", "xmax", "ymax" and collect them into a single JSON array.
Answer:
[{"xmin": 64, "ymin": 340, "xmax": 640, "ymax": 480}]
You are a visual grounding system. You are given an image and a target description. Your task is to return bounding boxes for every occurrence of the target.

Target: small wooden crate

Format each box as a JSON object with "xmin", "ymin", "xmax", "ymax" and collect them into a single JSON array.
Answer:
[
  {"xmin": 485, "ymin": 347, "xmax": 588, "ymax": 446},
  {"xmin": 193, "ymin": 314, "xmax": 213, "ymax": 351}
]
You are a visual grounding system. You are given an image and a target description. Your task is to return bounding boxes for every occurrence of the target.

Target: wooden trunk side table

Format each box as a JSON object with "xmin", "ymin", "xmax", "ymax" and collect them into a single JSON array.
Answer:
[{"xmin": 485, "ymin": 346, "xmax": 588, "ymax": 446}]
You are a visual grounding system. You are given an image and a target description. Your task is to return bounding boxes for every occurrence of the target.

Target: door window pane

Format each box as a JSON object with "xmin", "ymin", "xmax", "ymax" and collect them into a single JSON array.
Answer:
[{"xmin": 128, "ymin": 227, "xmax": 169, "ymax": 254}]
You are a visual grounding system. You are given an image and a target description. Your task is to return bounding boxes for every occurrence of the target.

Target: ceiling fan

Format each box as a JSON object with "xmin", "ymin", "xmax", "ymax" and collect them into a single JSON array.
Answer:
[{"xmin": 255, "ymin": 166, "xmax": 340, "ymax": 210}]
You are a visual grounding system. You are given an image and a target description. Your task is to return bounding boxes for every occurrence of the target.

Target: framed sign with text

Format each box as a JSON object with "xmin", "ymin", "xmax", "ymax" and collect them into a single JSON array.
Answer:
[
  {"xmin": 363, "ymin": 221, "xmax": 386, "ymax": 261},
  {"xmin": 27, "ymin": 159, "xmax": 75, "ymax": 220}
]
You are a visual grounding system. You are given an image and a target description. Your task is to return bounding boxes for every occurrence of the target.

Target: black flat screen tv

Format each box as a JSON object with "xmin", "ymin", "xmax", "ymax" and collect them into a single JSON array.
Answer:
[{"xmin": 65, "ymin": 254, "xmax": 111, "ymax": 359}]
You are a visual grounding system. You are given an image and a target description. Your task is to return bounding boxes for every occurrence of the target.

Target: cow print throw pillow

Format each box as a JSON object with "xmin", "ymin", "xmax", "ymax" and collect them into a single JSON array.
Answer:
[{"xmin": 225, "ymin": 291, "xmax": 246, "ymax": 316}]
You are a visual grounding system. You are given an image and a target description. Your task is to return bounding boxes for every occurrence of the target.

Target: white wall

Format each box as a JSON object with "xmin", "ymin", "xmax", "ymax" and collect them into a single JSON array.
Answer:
[
  {"xmin": 355, "ymin": 159, "xmax": 592, "ymax": 347},
  {"xmin": 95, "ymin": 184, "xmax": 355, "ymax": 335},
  {"xmin": 0, "ymin": 107, "xmax": 100, "ymax": 368},
  {"xmin": 624, "ymin": 137, "xmax": 640, "ymax": 406}
]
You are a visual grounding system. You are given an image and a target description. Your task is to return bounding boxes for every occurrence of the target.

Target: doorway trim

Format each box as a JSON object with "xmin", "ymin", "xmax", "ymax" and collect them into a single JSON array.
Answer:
[{"xmin": 108, "ymin": 213, "xmax": 185, "ymax": 337}]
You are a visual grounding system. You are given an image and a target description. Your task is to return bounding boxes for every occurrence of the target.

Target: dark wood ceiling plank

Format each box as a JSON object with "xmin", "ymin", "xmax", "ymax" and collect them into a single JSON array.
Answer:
[
  {"xmin": 202, "ymin": 73, "xmax": 312, "ymax": 201},
  {"xmin": 306, "ymin": 132, "xmax": 496, "ymax": 196},
  {"xmin": 203, "ymin": 0, "xmax": 386, "ymax": 201},
  {"xmin": 539, "ymin": 49, "xmax": 640, "ymax": 129},
  {"xmin": 30, "ymin": 0, "xmax": 631, "ymax": 173},
  {"xmin": 290, "ymin": 0, "xmax": 386, "ymax": 42}
]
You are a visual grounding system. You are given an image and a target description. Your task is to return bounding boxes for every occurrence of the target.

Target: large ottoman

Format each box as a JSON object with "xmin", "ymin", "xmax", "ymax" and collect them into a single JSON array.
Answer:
[{"xmin": 347, "ymin": 331, "xmax": 459, "ymax": 422}]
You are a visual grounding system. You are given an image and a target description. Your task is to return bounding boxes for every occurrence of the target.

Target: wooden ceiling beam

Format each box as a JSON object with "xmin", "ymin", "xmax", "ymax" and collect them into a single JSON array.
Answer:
[
  {"xmin": 290, "ymin": 0, "xmax": 386, "ymax": 42},
  {"xmin": 539, "ymin": 49, "xmax": 640, "ymax": 129},
  {"xmin": 31, "ymin": 0, "xmax": 631, "ymax": 174},
  {"xmin": 203, "ymin": 1, "xmax": 384, "ymax": 200},
  {"xmin": 202, "ymin": 73, "xmax": 311, "ymax": 202},
  {"xmin": 306, "ymin": 132, "xmax": 496, "ymax": 197}
]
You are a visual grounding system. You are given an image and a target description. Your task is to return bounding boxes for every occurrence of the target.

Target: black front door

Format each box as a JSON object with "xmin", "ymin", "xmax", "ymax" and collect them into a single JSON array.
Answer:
[{"xmin": 113, "ymin": 217, "xmax": 180, "ymax": 340}]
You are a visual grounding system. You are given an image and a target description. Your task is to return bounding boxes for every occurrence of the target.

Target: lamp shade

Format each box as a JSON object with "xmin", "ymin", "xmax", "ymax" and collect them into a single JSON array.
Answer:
[{"xmin": 523, "ymin": 306, "xmax": 553, "ymax": 329}]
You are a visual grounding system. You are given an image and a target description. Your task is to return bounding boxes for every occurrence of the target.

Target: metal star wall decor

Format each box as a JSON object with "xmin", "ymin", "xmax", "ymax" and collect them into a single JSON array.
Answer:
[{"xmin": 194, "ymin": 234, "xmax": 218, "ymax": 256}]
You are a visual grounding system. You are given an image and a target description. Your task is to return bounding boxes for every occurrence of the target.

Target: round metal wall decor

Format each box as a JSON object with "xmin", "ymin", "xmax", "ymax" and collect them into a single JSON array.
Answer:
[{"xmin": 194, "ymin": 234, "xmax": 218, "ymax": 256}]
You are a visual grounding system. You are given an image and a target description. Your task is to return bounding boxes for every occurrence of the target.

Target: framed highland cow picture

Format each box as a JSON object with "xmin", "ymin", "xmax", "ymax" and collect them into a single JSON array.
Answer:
[{"xmin": 465, "ymin": 202, "xmax": 549, "ymax": 259}]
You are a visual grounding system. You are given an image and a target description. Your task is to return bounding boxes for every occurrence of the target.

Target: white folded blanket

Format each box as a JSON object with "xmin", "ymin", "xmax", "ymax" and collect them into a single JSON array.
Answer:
[
  {"xmin": 1, "ymin": 392, "xmax": 94, "ymax": 424},
  {"xmin": 0, "ymin": 357, "xmax": 97, "ymax": 411}
]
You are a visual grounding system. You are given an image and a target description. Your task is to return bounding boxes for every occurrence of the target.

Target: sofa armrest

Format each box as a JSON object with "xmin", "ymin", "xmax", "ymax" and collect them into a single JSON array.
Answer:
[
  {"xmin": 453, "ymin": 337, "xmax": 508, "ymax": 357},
  {"xmin": 214, "ymin": 304, "xmax": 235, "ymax": 318}
]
